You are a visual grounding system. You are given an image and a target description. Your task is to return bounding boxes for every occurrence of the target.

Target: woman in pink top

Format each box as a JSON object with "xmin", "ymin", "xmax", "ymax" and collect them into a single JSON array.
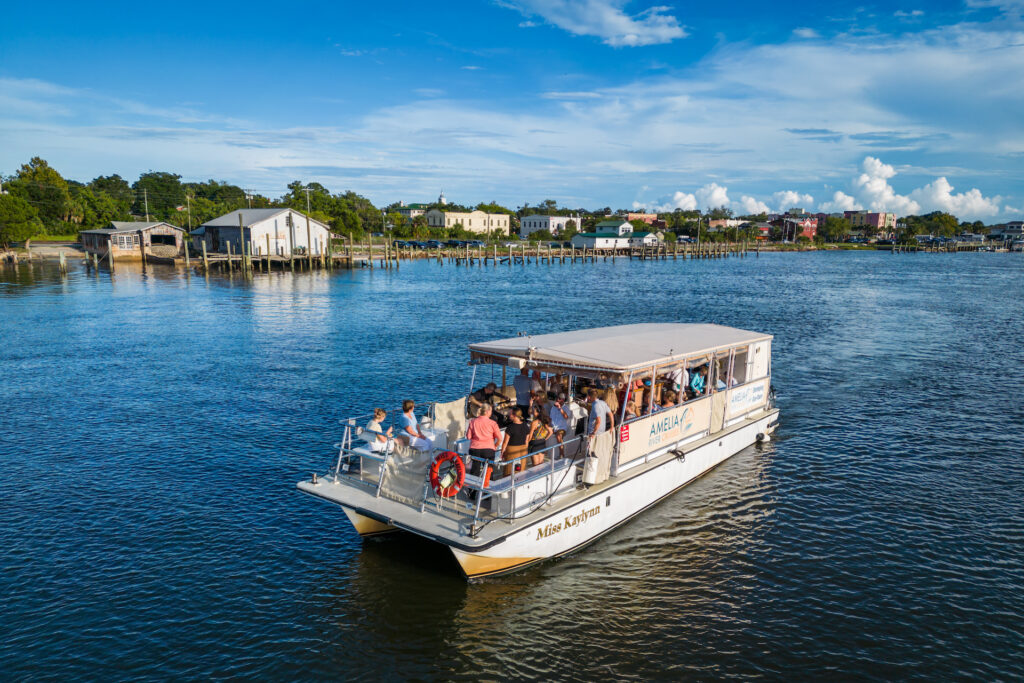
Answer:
[{"xmin": 466, "ymin": 404, "xmax": 502, "ymax": 478}]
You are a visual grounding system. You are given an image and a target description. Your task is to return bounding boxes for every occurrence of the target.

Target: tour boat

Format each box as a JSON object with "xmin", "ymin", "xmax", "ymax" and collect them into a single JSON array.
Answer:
[{"xmin": 297, "ymin": 323, "xmax": 779, "ymax": 578}]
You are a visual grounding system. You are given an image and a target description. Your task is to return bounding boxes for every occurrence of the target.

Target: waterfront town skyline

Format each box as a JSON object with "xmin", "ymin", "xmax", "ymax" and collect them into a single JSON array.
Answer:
[{"xmin": 2, "ymin": 1, "xmax": 1022, "ymax": 221}]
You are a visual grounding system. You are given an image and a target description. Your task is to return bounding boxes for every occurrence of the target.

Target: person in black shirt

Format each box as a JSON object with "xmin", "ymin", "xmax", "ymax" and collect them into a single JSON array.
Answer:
[{"xmin": 501, "ymin": 407, "xmax": 530, "ymax": 477}]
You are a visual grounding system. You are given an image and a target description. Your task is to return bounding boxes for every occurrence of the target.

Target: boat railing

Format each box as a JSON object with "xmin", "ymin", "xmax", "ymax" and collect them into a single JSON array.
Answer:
[{"xmin": 451, "ymin": 433, "xmax": 589, "ymax": 533}]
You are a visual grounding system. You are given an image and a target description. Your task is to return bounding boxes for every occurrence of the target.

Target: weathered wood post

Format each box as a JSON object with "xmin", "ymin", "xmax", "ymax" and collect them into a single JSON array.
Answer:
[
  {"xmin": 305, "ymin": 216, "xmax": 313, "ymax": 270},
  {"xmin": 59, "ymin": 251, "xmax": 66, "ymax": 274},
  {"xmin": 201, "ymin": 240, "xmax": 208, "ymax": 270},
  {"xmin": 266, "ymin": 234, "xmax": 271, "ymax": 271}
]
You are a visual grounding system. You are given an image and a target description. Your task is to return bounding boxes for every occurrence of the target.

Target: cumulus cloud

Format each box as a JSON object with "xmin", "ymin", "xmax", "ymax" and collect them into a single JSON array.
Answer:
[
  {"xmin": 853, "ymin": 156, "xmax": 921, "ymax": 215},
  {"xmin": 817, "ymin": 156, "xmax": 1003, "ymax": 219},
  {"xmin": 908, "ymin": 177, "xmax": 1002, "ymax": 217},
  {"xmin": 820, "ymin": 191, "xmax": 862, "ymax": 212},
  {"xmin": 773, "ymin": 190, "xmax": 814, "ymax": 211},
  {"xmin": 793, "ymin": 27, "xmax": 819, "ymax": 38},
  {"xmin": 695, "ymin": 182, "xmax": 730, "ymax": 210},
  {"xmin": 738, "ymin": 196, "xmax": 770, "ymax": 215},
  {"xmin": 501, "ymin": 0, "xmax": 687, "ymax": 47}
]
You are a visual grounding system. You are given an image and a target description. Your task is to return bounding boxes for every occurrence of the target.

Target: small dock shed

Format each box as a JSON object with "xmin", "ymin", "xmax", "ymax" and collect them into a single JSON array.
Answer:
[
  {"xmin": 80, "ymin": 221, "xmax": 186, "ymax": 261},
  {"xmin": 193, "ymin": 209, "xmax": 331, "ymax": 257}
]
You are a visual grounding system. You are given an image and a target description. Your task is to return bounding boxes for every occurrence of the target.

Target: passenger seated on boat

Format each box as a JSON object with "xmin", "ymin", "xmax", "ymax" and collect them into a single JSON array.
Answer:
[
  {"xmin": 364, "ymin": 408, "xmax": 395, "ymax": 453},
  {"xmin": 527, "ymin": 413, "xmax": 553, "ymax": 466},
  {"xmin": 655, "ymin": 391, "xmax": 677, "ymax": 412},
  {"xmin": 469, "ymin": 382, "xmax": 508, "ymax": 417},
  {"xmin": 501, "ymin": 407, "xmax": 530, "ymax": 477},
  {"xmin": 466, "ymin": 404, "xmax": 502, "ymax": 478},
  {"xmin": 398, "ymin": 399, "xmax": 432, "ymax": 451},
  {"xmin": 689, "ymin": 367, "xmax": 707, "ymax": 396}
]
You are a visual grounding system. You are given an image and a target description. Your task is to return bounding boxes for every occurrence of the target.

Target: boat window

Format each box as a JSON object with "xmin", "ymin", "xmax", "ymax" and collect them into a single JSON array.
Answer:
[{"xmin": 731, "ymin": 346, "xmax": 749, "ymax": 385}]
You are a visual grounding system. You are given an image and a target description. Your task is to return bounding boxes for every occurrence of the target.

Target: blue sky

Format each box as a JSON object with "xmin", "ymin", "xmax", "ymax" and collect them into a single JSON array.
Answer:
[{"xmin": 1, "ymin": 0, "xmax": 1022, "ymax": 219}]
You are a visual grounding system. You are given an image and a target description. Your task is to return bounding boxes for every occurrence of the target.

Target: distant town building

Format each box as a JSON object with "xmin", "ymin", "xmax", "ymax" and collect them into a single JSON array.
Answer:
[
  {"xmin": 593, "ymin": 219, "xmax": 634, "ymax": 236},
  {"xmin": 394, "ymin": 202, "xmax": 429, "ymax": 221},
  {"xmin": 771, "ymin": 216, "xmax": 818, "ymax": 240},
  {"xmin": 80, "ymin": 221, "xmax": 186, "ymax": 261},
  {"xmin": 628, "ymin": 231, "xmax": 661, "ymax": 247},
  {"xmin": 626, "ymin": 212, "xmax": 658, "ymax": 224},
  {"xmin": 708, "ymin": 218, "xmax": 745, "ymax": 231},
  {"xmin": 990, "ymin": 221, "xmax": 1023, "ymax": 240},
  {"xmin": 194, "ymin": 208, "xmax": 329, "ymax": 257},
  {"xmin": 519, "ymin": 214, "xmax": 576, "ymax": 238},
  {"xmin": 571, "ymin": 232, "xmax": 629, "ymax": 249},
  {"xmin": 424, "ymin": 208, "xmax": 510, "ymax": 234},
  {"xmin": 845, "ymin": 210, "xmax": 897, "ymax": 231}
]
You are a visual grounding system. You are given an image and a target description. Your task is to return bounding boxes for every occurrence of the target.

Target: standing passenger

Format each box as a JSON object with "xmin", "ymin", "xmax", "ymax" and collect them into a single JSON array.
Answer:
[
  {"xmin": 500, "ymin": 407, "xmax": 530, "ymax": 476},
  {"xmin": 466, "ymin": 404, "xmax": 502, "ymax": 479}
]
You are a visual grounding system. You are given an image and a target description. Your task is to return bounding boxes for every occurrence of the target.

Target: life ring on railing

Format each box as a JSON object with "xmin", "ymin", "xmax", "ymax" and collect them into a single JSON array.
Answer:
[{"xmin": 429, "ymin": 451, "xmax": 465, "ymax": 498}]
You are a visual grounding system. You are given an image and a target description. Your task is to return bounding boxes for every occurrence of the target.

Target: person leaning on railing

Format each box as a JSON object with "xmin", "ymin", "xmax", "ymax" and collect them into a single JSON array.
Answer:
[
  {"xmin": 466, "ymin": 404, "xmax": 502, "ymax": 480},
  {"xmin": 501, "ymin": 407, "xmax": 531, "ymax": 477}
]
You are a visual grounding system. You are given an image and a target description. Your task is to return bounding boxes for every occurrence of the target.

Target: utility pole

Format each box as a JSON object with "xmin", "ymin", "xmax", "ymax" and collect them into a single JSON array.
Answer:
[
  {"xmin": 245, "ymin": 190, "xmax": 253, "ymax": 209},
  {"xmin": 186, "ymin": 194, "xmax": 192, "ymax": 231},
  {"xmin": 303, "ymin": 187, "xmax": 312, "ymax": 215},
  {"xmin": 144, "ymin": 188, "xmax": 150, "ymax": 221}
]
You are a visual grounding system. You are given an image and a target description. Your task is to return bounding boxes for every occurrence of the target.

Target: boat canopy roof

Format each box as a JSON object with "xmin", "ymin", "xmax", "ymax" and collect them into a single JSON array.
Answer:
[{"xmin": 469, "ymin": 323, "xmax": 771, "ymax": 376}]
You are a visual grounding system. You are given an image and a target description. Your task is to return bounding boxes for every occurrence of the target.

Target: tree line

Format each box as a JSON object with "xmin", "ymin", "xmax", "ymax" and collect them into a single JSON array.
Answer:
[{"xmin": 0, "ymin": 157, "xmax": 1002, "ymax": 249}]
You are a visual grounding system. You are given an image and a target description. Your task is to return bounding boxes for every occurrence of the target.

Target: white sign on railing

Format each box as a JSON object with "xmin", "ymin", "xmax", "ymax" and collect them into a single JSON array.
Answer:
[{"xmin": 726, "ymin": 378, "xmax": 769, "ymax": 419}]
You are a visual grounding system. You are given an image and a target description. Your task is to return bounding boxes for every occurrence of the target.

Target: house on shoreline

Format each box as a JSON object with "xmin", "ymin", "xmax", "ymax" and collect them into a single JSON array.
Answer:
[
  {"xmin": 80, "ymin": 221, "xmax": 186, "ymax": 261},
  {"xmin": 192, "ymin": 209, "xmax": 330, "ymax": 257}
]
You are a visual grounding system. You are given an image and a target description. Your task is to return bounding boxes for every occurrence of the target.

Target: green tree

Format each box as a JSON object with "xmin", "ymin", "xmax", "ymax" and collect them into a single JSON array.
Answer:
[
  {"xmin": 133, "ymin": 171, "xmax": 186, "ymax": 220},
  {"xmin": 819, "ymin": 216, "xmax": 851, "ymax": 242},
  {"xmin": 0, "ymin": 194, "xmax": 43, "ymax": 248},
  {"xmin": 7, "ymin": 157, "xmax": 72, "ymax": 232}
]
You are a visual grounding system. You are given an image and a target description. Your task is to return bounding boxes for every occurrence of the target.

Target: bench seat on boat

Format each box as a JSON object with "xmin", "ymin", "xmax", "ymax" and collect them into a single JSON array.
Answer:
[{"xmin": 463, "ymin": 456, "xmax": 576, "ymax": 494}]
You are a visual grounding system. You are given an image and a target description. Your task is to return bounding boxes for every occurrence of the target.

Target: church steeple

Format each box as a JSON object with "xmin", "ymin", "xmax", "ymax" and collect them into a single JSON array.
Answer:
[{"xmin": 438, "ymin": 190, "xmax": 447, "ymax": 205}]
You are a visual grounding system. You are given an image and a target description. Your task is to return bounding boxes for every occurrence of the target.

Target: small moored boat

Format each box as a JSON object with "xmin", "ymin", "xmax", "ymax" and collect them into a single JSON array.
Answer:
[{"xmin": 297, "ymin": 323, "xmax": 779, "ymax": 578}]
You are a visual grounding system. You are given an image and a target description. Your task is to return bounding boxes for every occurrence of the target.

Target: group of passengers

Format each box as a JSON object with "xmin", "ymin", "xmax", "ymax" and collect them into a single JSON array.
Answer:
[
  {"xmin": 363, "ymin": 360, "xmax": 737, "ymax": 476},
  {"xmin": 363, "ymin": 399, "xmax": 431, "ymax": 453}
]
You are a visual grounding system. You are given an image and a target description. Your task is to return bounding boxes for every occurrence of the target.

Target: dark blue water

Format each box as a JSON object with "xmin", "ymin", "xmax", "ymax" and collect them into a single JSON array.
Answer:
[{"xmin": 1, "ymin": 252, "xmax": 1022, "ymax": 680}]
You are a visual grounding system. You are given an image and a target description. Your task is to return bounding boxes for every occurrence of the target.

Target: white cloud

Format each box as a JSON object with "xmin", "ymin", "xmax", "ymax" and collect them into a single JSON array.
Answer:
[
  {"xmin": 793, "ymin": 27, "xmax": 820, "ymax": 38},
  {"xmin": 643, "ymin": 190, "xmax": 697, "ymax": 212},
  {"xmin": 909, "ymin": 177, "xmax": 1002, "ymax": 217},
  {"xmin": 501, "ymin": 0, "xmax": 687, "ymax": 47},
  {"xmin": 461, "ymin": 65, "xmax": 483, "ymax": 70},
  {"xmin": 773, "ymin": 190, "xmax": 814, "ymax": 211},
  {"xmin": 695, "ymin": 182, "xmax": 730, "ymax": 210},
  {"xmin": 817, "ymin": 156, "xmax": 1004, "ymax": 219},
  {"xmin": 1004, "ymin": 205, "xmax": 1022, "ymax": 214},
  {"xmin": 853, "ymin": 156, "xmax": 922, "ymax": 215},
  {"xmin": 894, "ymin": 10, "xmax": 925, "ymax": 18},
  {"xmin": 738, "ymin": 196, "xmax": 771, "ymax": 214},
  {"xmin": 820, "ymin": 191, "xmax": 862, "ymax": 212}
]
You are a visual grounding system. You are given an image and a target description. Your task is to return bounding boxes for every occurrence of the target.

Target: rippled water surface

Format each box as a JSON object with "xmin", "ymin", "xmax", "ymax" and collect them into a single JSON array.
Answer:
[{"xmin": 1, "ymin": 252, "xmax": 1022, "ymax": 680}]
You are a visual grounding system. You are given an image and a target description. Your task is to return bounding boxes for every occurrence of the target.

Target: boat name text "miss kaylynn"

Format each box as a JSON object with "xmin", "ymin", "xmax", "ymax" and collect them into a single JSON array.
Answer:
[{"xmin": 536, "ymin": 505, "xmax": 601, "ymax": 540}]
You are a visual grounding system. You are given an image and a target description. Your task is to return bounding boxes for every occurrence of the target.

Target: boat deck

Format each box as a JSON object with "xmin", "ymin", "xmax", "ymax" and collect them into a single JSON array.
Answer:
[{"xmin": 297, "ymin": 407, "xmax": 777, "ymax": 551}]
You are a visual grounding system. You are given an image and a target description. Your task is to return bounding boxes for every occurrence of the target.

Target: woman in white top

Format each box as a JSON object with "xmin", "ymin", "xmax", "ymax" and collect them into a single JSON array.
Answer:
[{"xmin": 364, "ymin": 408, "xmax": 395, "ymax": 453}]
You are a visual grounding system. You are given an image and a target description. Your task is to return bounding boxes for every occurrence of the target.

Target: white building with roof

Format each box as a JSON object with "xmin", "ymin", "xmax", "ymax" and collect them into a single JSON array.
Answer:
[
  {"xmin": 424, "ymin": 208, "xmax": 510, "ymax": 234},
  {"xmin": 193, "ymin": 208, "xmax": 330, "ymax": 257},
  {"xmin": 519, "ymin": 214, "xmax": 575, "ymax": 238}
]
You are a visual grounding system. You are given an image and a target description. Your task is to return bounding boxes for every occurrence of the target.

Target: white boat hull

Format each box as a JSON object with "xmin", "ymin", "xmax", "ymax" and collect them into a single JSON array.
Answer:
[{"xmin": 451, "ymin": 410, "xmax": 777, "ymax": 578}]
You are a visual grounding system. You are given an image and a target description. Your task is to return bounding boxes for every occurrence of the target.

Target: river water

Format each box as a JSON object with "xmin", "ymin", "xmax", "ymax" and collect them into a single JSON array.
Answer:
[{"xmin": 1, "ymin": 252, "xmax": 1022, "ymax": 680}]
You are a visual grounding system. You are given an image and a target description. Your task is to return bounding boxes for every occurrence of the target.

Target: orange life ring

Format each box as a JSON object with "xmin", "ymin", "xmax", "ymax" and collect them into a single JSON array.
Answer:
[{"xmin": 429, "ymin": 451, "xmax": 465, "ymax": 498}]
